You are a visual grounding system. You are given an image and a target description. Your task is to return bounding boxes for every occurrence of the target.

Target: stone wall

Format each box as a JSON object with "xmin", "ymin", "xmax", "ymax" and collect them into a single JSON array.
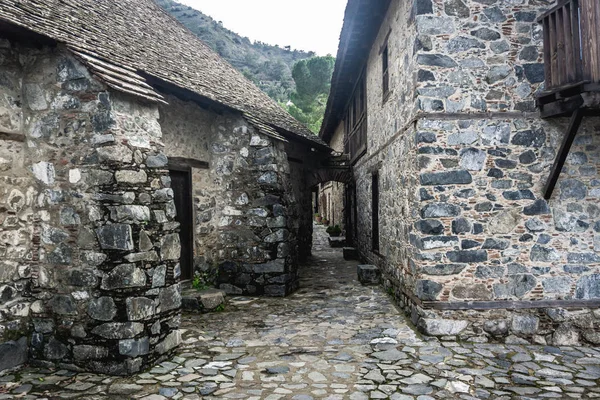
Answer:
[
  {"xmin": 406, "ymin": 0, "xmax": 600, "ymax": 345},
  {"xmin": 317, "ymin": 125, "xmax": 346, "ymax": 230},
  {"xmin": 160, "ymin": 96, "xmax": 302, "ymax": 296},
  {"xmin": 0, "ymin": 41, "xmax": 182, "ymax": 374},
  {"xmin": 350, "ymin": 0, "xmax": 421, "ymax": 304},
  {"xmin": 0, "ymin": 37, "xmax": 34, "ymax": 371},
  {"xmin": 346, "ymin": 0, "xmax": 600, "ymax": 345}
]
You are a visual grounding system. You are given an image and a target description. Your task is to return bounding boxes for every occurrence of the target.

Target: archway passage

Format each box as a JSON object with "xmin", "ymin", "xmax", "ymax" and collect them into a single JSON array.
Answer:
[
  {"xmin": 308, "ymin": 162, "xmax": 355, "ymax": 252},
  {"xmin": 307, "ymin": 166, "xmax": 353, "ymax": 189}
]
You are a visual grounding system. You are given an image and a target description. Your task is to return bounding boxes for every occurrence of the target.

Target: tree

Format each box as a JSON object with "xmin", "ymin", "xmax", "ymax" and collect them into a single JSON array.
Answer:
[{"xmin": 286, "ymin": 56, "xmax": 335, "ymax": 134}]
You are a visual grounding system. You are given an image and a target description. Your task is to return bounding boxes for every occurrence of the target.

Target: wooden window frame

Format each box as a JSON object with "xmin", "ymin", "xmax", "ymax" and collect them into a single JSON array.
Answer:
[
  {"xmin": 382, "ymin": 44, "xmax": 389, "ymax": 100},
  {"xmin": 344, "ymin": 70, "xmax": 367, "ymax": 164}
]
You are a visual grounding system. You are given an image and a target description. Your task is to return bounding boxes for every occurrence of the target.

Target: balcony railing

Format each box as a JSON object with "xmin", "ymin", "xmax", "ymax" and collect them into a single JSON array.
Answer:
[
  {"xmin": 348, "ymin": 118, "xmax": 367, "ymax": 164},
  {"xmin": 539, "ymin": 0, "xmax": 600, "ymax": 93}
]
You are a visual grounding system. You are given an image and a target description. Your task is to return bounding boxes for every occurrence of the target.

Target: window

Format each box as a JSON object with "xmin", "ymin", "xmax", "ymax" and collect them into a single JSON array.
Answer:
[
  {"xmin": 344, "ymin": 71, "xmax": 367, "ymax": 163},
  {"xmin": 372, "ymin": 172, "xmax": 380, "ymax": 252},
  {"xmin": 382, "ymin": 44, "xmax": 389, "ymax": 98}
]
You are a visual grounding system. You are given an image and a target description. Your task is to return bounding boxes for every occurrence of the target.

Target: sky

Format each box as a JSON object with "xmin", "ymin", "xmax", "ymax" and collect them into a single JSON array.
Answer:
[{"xmin": 178, "ymin": 0, "xmax": 347, "ymax": 56}]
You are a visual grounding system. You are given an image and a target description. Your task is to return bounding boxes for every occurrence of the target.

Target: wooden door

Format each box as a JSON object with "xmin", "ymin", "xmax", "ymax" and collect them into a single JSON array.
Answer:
[{"xmin": 170, "ymin": 168, "xmax": 194, "ymax": 281}]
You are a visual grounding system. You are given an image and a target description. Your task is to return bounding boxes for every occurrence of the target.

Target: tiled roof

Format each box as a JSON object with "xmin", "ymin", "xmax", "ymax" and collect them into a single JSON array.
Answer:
[{"xmin": 0, "ymin": 0, "xmax": 328, "ymax": 148}]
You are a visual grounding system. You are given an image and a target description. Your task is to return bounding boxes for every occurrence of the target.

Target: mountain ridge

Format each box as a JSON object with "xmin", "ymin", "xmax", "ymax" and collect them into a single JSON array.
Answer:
[{"xmin": 155, "ymin": 0, "xmax": 316, "ymax": 103}]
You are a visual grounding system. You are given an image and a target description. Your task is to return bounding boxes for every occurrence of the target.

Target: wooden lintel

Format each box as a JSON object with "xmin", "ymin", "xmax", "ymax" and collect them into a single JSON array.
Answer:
[
  {"xmin": 0, "ymin": 131, "xmax": 25, "ymax": 142},
  {"xmin": 543, "ymin": 108, "xmax": 585, "ymax": 200},
  {"xmin": 168, "ymin": 157, "xmax": 209, "ymax": 170},
  {"xmin": 424, "ymin": 298, "xmax": 600, "ymax": 311}
]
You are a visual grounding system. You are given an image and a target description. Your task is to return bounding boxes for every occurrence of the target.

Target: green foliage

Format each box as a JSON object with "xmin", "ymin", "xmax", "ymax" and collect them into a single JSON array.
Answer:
[
  {"xmin": 326, "ymin": 225, "xmax": 342, "ymax": 237},
  {"xmin": 192, "ymin": 275, "xmax": 208, "ymax": 291},
  {"xmin": 214, "ymin": 303, "xmax": 226, "ymax": 312},
  {"xmin": 155, "ymin": 0, "xmax": 315, "ymax": 103},
  {"xmin": 284, "ymin": 56, "xmax": 335, "ymax": 134},
  {"xmin": 291, "ymin": 56, "xmax": 335, "ymax": 109}
]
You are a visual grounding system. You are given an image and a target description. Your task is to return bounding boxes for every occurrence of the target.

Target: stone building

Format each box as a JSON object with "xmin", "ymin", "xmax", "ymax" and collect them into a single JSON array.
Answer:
[
  {"xmin": 0, "ymin": 0, "xmax": 329, "ymax": 374},
  {"xmin": 321, "ymin": 0, "xmax": 600, "ymax": 345},
  {"xmin": 316, "ymin": 127, "xmax": 345, "ymax": 229}
]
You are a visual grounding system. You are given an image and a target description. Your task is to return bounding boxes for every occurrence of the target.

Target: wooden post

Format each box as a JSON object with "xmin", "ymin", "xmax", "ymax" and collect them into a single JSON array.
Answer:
[{"xmin": 543, "ymin": 108, "xmax": 585, "ymax": 200}]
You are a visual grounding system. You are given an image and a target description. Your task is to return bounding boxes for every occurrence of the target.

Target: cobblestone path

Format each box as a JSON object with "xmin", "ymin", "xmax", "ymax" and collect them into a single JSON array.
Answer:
[{"xmin": 2, "ymin": 224, "xmax": 600, "ymax": 399}]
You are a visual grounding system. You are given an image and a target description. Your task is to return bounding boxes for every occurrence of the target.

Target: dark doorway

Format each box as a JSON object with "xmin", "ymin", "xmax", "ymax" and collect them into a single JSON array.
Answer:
[
  {"xmin": 170, "ymin": 167, "xmax": 194, "ymax": 281},
  {"xmin": 372, "ymin": 172, "xmax": 380, "ymax": 252}
]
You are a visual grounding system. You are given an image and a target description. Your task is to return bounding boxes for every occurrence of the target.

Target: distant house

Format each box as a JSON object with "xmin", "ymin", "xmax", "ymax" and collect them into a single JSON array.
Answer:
[
  {"xmin": 0, "ymin": 0, "xmax": 329, "ymax": 374},
  {"xmin": 320, "ymin": 0, "xmax": 600, "ymax": 345}
]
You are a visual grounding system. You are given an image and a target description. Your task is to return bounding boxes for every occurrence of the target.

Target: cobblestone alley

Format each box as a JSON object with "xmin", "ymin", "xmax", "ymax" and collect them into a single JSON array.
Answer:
[{"xmin": 0, "ymin": 225, "xmax": 599, "ymax": 399}]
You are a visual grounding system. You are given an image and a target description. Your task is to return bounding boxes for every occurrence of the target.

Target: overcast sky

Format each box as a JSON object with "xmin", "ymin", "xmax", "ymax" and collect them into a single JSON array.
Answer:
[{"xmin": 178, "ymin": 0, "xmax": 347, "ymax": 56}]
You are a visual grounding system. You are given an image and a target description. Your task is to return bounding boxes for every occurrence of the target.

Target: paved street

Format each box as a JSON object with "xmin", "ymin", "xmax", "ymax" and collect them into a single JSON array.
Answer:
[{"xmin": 1, "ymin": 224, "xmax": 600, "ymax": 399}]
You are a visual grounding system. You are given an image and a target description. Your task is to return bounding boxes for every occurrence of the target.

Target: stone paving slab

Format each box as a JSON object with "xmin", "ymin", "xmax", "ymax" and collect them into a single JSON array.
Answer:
[{"xmin": 0, "ymin": 225, "xmax": 599, "ymax": 399}]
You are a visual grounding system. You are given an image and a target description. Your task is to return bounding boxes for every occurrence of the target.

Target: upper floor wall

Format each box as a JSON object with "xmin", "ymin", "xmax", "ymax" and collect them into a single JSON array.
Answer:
[
  {"xmin": 361, "ymin": 0, "xmax": 419, "ymax": 162},
  {"xmin": 336, "ymin": 0, "xmax": 561, "ymax": 164},
  {"xmin": 415, "ymin": 0, "xmax": 553, "ymax": 114}
]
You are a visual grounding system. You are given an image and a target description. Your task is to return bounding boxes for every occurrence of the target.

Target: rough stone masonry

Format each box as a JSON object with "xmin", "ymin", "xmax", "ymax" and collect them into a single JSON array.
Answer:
[
  {"xmin": 0, "ymin": 36, "xmax": 318, "ymax": 374},
  {"xmin": 345, "ymin": 0, "xmax": 600, "ymax": 346},
  {"xmin": 0, "ymin": 42, "xmax": 181, "ymax": 374}
]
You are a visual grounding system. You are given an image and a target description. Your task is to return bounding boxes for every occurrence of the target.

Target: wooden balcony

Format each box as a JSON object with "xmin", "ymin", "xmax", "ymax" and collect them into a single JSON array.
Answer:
[
  {"xmin": 537, "ymin": 0, "xmax": 600, "ymax": 118},
  {"xmin": 538, "ymin": 0, "xmax": 600, "ymax": 200}
]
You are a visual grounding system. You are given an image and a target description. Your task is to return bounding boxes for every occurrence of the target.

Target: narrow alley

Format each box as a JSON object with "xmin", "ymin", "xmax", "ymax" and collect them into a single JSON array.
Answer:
[{"xmin": 0, "ymin": 225, "xmax": 598, "ymax": 399}]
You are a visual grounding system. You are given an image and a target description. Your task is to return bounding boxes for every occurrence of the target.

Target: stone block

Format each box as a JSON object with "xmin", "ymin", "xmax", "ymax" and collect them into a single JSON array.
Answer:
[
  {"xmin": 96, "ymin": 224, "xmax": 134, "ymax": 251},
  {"xmin": 111, "ymin": 206, "xmax": 151, "ymax": 223},
  {"xmin": 73, "ymin": 345, "xmax": 109, "ymax": 361},
  {"xmin": 119, "ymin": 337, "xmax": 150, "ymax": 357},
  {"xmin": 418, "ymin": 318, "xmax": 468, "ymax": 336},
  {"xmin": 126, "ymin": 297, "xmax": 155, "ymax": 321},
  {"xmin": 420, "ymin": 170, "xmax": 472, "ymax": 186},
  {"xmin": 252, "ymin": 259, "xmax": 285, "ymax": 274},
  {"xmin": 552, "ymin": 323, "xmax": 580, "ymax": 346},
  {"xmin": 88, "ymin": 297, "xmax": 117, "ymax": 321},
  {"xmin": 159, "ymin": 284, "xmax": 181, "ymax": 312},
  {"xmin": 511, "ymin": 315, "xmax": 539, "ymax": 336},
  {"xmin": 343, "ymin": 247, "xmax": 359, "ymax": 260},
  {"xmin": 156, "ymin": 330, "xmax": 181, "ymax": 354},
  {"xmin": 328, "ymin": 236, "xmax": 346, "ymax": 248},
  {"xmin": 44, "ymin": 338, "xmax": 68, "ymax": 360},
  {"xmin": 199, "ymin": 289, "xmax": 226, "ymax": 310},
  {"xmin": 358, "ymin": 265, "xmax": 380, "ymax": 285},
  {"xmin": 264, "ymin": 285, "xmax": 287, "ymax": 297},
  {"xmin": 101, "ymin": 264, "xmax": 146, "ymax": 290},
  {"xmin": 91, "ymin": 322, "xmax": 144, "ymax": 339},
  {"xmin": 160, "ymin": 234, "xmax": 181, "ymax": 261},
  {"xmin": 0, "ymin": 337, "xmax": 27, "ymax": 371},
  {"xmin": 181, "ymin": 288, "xmax": 226, "ymax": 313},
  {"xmin": 483, "ymin": 320, "xmax": 509, "ymax": 336}
]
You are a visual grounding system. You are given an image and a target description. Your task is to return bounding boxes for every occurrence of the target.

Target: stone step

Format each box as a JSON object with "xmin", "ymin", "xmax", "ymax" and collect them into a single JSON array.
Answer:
[
  {"xmin": 358, "ymin": 264, "xmax": 380, "ymax": 285},
  {"xmin": 343, "ymin": 247, "xmax": 359, "ymax": 260},
  {"xmin": 328, "ymin": 236, "xmax": 346, "ymax": 248},
  {"xmin": 181, "ymin": 288, "xmax": 226, "ymax": 313}
]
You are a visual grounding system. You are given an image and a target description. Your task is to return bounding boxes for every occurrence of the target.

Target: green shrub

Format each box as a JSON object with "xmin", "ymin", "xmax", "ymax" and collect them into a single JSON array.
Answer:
[{"xmin": 326, "ymin": 225, "xmax": 342, "ymax": 236}]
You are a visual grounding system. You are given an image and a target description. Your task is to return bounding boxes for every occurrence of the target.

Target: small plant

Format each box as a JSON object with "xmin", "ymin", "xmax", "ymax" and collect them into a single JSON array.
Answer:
[
  {"xmin": 326, "ymin": 225, "xmax": 342, "ymax": 237},
  {"xmin": 214, "ymin": 303, "xmax": 226, "ymax": 312},
  {"xmin": 322, "ymin": 218, "xmax": 330, "ymax": 226},
  {"xmin": 315, "ymin": 213, "xmax": 322, "ymax": 223},
  {"xmin": 192, "ymin": 275, "xmax": 208, "ymax": 291}
]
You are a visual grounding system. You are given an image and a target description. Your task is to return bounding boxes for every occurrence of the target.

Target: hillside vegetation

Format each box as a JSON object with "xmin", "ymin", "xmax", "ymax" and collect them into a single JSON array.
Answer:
[{"xmin": 155, "ymin": 0, "xmax": 315, "ymax": 103}]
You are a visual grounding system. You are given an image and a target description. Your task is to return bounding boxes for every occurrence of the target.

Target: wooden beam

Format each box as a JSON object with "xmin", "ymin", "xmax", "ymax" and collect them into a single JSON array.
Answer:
[
  {"xmin": 168, "ymin": 157, "xmax": 209, "ymax": 170},
  {"xmin": 423, "ymin": 298, "xmax": 600, "ymax": 311},
  {"xmin": 543, "ymin": 108, "xmax": 585, "ymax": 200},
  {"xmin": 540, "ymin": 94, "xmax": 585, "ymax": 118}
]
